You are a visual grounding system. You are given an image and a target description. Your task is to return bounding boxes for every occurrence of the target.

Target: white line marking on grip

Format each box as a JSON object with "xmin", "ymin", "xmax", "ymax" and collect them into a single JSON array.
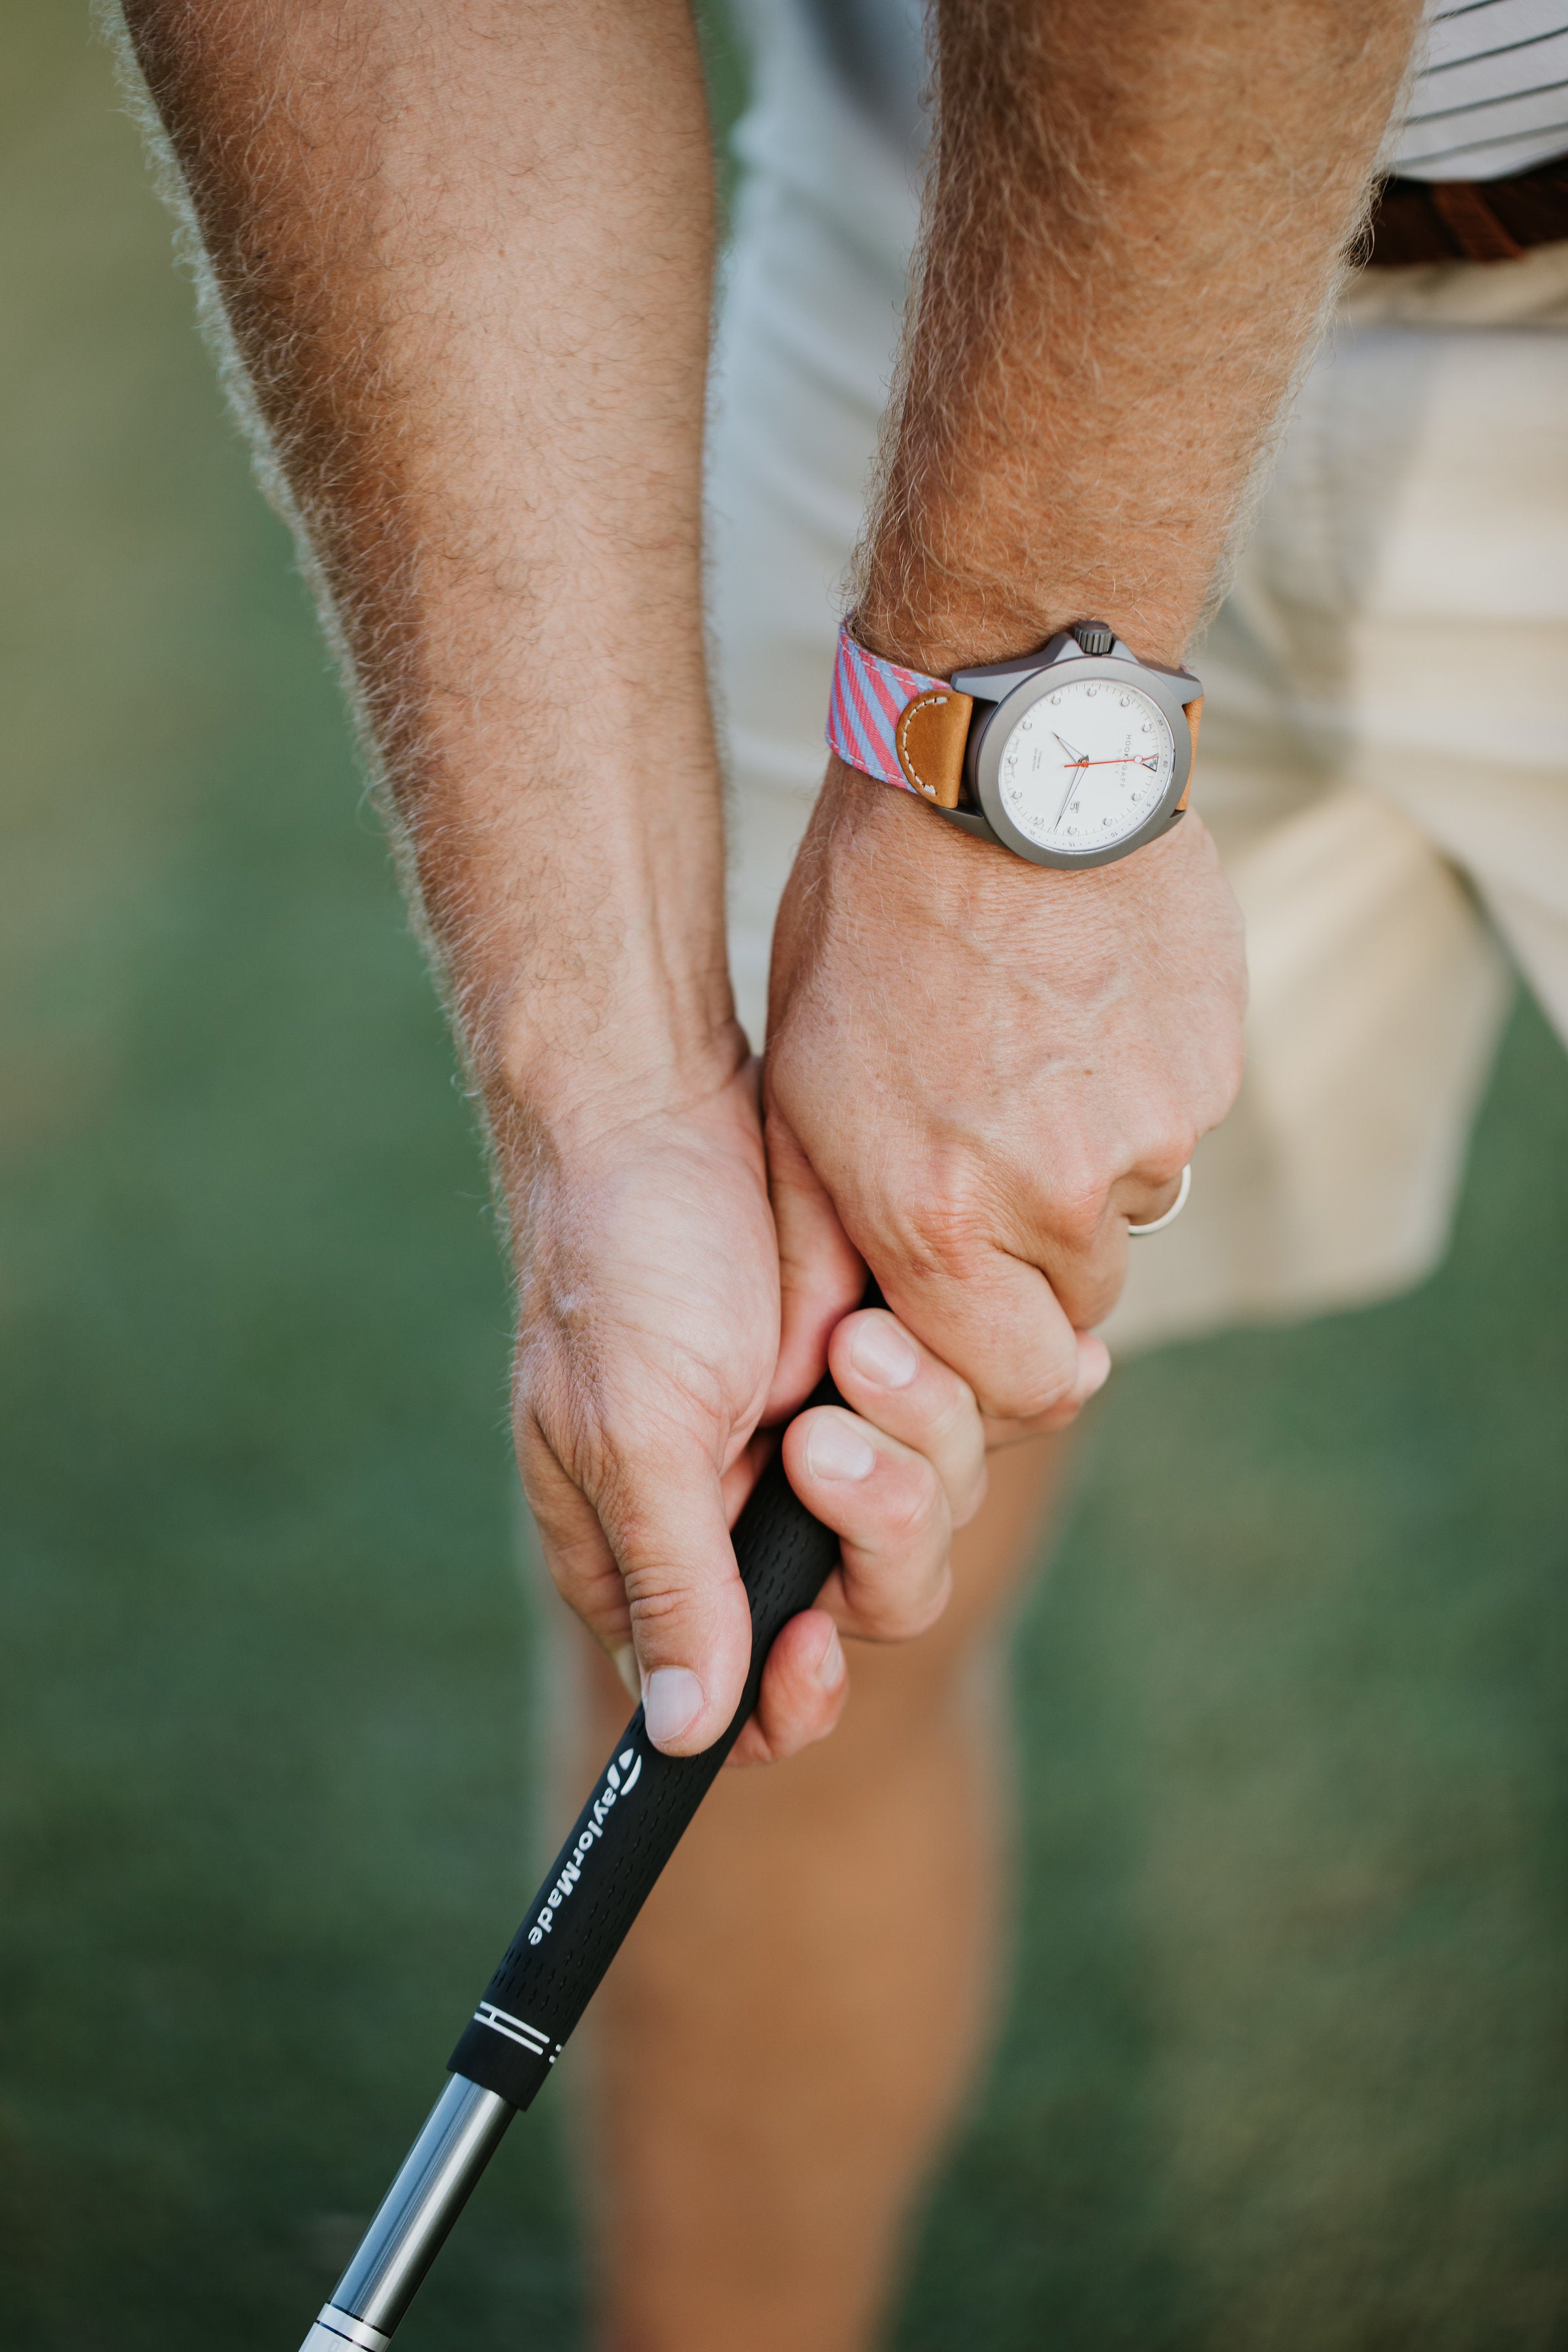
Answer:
[{"xmin": 474, "ymin": 2002, "xmax": 549, "ymax": 2055}]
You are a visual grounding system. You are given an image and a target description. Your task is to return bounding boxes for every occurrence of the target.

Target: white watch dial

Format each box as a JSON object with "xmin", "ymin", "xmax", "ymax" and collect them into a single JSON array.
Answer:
[{"xmin": 996, "ymin": 679, "xmax": 1175, "ymax": 855}]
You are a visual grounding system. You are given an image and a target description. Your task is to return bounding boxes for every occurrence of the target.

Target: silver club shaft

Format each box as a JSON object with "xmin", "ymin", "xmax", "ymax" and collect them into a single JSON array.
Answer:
[{"xmin": 300, "ymin": 2074, "xmax": 515, "ymax": 2350}]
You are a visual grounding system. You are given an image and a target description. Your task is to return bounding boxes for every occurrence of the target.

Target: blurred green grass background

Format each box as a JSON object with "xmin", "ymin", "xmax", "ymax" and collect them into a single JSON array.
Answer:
[{"xmin": 1, "ymin": 10, "xmax": 1564, "ymax": 2347}]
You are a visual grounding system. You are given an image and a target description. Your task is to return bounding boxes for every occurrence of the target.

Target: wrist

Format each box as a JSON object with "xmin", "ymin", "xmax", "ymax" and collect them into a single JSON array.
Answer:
[
  {"xmin": 476, "ymin": 969, "xmax": 748, "ymax": 1166},
  {"xmin": 496, "ymin": 1025, "xmax": 764, "ymax": 1269},
  {"xmin": 414, "ymin": 740, "xmax": 741, "ymax": 1154},
  {"xmin": 855, "ymin": 549, "xmax": 1192, "ymax": 679},
  {"xmin": 811, "ymin": 751, "xmax": 1200, "ymax": 943}
]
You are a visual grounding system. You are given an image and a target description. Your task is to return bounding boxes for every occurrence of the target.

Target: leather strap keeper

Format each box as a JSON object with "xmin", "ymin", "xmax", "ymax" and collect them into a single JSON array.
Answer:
[
  {"xmin": 895, "ymin": 689, "xmax": 974, "ymax": 806},
  {"xmin": 1174, "ymin": 694, "xmax": 1201, "ymax": 812}
]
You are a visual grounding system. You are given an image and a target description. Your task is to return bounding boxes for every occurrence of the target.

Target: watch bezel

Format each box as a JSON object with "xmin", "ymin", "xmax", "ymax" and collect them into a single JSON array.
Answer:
[{"xmin": 941, "ymin": 652, "xmax": 1196, "ymax": 871}]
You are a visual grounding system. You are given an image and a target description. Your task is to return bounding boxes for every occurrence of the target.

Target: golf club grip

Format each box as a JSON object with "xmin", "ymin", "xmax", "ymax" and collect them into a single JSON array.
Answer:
[{"xmin": 448, "ymin": 1350, "xmax": 860, "ymax": 2109}]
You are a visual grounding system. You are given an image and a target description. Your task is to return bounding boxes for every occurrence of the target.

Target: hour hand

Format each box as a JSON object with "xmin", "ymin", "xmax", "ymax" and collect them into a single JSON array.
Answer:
[
  {"xmin": 1053, "ymin": 730, "xmax": 1088, "ymax": 765},
  {"xmin": 1054, "ymin": 768, "xmax": 1085, "ymax": 828}
]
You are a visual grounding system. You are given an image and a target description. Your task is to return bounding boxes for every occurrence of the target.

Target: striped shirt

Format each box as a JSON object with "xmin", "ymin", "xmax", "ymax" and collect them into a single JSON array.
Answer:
[
  {"xmin": 1394, "ymin": 0, "xmax": 1568, "ymax": 178},
  {"xmin": 792, "ymin": 0, "xmax": 1568, "ymax": 184}
]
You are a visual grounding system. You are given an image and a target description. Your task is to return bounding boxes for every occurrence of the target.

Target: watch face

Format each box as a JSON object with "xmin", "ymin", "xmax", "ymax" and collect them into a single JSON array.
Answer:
[{"xmin": 996, "ymin": 679, "xmax": 1175, "ymax": 856}]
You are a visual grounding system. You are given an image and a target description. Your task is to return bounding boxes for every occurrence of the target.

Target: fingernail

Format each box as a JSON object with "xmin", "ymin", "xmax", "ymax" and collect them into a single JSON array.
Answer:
[
  {"xmin": 1076, "ymin": 1335, "xmax": 1112, "ymax": 1401},
  {"xmin": 812, "ymin": 1624, "xmax": 845, "ymax": 1690},
  {"xmin": 644, "ymin": 1665, "xmax": 704, "ymax": 1746},
  {"xmin": 850, "ymin": 1316, "xmax": 919, "ymax": 1390},
  {"xmin": 807, "ymin": 1415, "xmax": 877, "ymax": 1482},
  {"xmin": 610, "ymin": 1642, "xmax": 640, "ymax": 1700}
]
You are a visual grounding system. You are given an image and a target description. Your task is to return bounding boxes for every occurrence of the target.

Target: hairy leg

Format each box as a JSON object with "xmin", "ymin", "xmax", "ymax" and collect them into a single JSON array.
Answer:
[{"xmin": 549, "ymin": 1435, "xmax": 1067, "ymax": 2352}]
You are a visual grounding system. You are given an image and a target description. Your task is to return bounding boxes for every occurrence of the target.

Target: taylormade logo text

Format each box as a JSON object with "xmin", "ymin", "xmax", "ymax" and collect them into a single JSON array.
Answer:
[{"xmin": 526, "ymin": 1748, "xmax": 643, "ymax": 1944}]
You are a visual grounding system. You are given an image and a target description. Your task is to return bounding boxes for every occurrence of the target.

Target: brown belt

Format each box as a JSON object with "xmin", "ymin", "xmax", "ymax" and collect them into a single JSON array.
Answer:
[{"xmin": 1364, "ymin": 155, "xmax": 1568, "ymax": 267}]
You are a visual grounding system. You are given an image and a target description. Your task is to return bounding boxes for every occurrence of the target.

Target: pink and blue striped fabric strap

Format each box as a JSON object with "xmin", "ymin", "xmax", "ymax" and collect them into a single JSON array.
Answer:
[{"xmin": 825, "ymin": 622, "xmax": 947, "ymax": 791}]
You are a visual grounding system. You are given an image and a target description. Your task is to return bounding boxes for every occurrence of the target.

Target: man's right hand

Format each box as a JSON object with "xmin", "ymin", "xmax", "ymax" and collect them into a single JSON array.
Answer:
[{"xmin": 509, "ymin": 1058, "xmax": 995, "ymax": 1766}]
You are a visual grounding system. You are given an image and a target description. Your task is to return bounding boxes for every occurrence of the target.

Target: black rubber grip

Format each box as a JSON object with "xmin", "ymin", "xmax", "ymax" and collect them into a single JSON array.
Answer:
[{"xmin": 448, "ymin": 1365, "xmax": 847, "ymax": 2109}]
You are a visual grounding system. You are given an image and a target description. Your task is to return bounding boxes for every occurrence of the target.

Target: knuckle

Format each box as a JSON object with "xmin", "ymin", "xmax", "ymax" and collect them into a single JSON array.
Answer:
[
  {"xmin": 621, "ymin": 1572, "xmax": 690, "ymax": 1639},
  {"xmin": 880, "ymin": 1458, "xmax": 944, "ymax": 1550},
  {"xmin": 609, "ymin": 1488, "xmax": 700, "ymax": 1597},
  {"xmin": 1213, "ymin": 1041, "xmax": 1247, "ymax": 1118},
  {"xmin": 1135, "ymin": 1117, "xmax": 1200, "ymax": 1193},
  {"xmin": 907, "ymin": 1351, "xmax": 977, "ymax": 1443},
  {"xmin": 856, "ymin": 1562, "xmax": 953, "ymax": 1644},
  {"xmin": 1058, "ymin": 1280, "xmax": 1119, "ymax": 1342},
  {"xmin": 983, "ymin": 1354, "xmax": 1077, "ymax": 1424},
  {"xmin": 931, "ymin": 1399, "xmax": 987, "ymax": 1492},
  {"xmin": 890, "ymin": 1181, "xmax": 991, "ymax": 1286},
  {"xmin": 951, "ymin": 1457, "xmax": 990, "ymax": 1531},
  {"xmin": 1167, "ymin": 1114, "xmax": 1201, "ymax": 1170},
  {"xmin": 1013, "ymin": 1382, "xmax": 1077, "ymax": 1426},
  {"xmin": 1045, "ymin": 1173, "xmax": 1107, "ymax": 1258}
]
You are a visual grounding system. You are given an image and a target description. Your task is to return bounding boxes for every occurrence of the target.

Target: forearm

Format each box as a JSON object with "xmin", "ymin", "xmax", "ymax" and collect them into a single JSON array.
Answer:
[
  {"xmin": 766, "ymin": 3, "xmax": 1424, "ymax": 1411},
  {"xmin": 860, "ymin": 0, "xmax": 1422, "ymax": 672},
  {"xmin": 117, "ymin": 5, "xmax": 990, "ymax": 1769},
  {"xmin": 121, "ymin": 0, "xmax": 736, "ymax": 1149}
]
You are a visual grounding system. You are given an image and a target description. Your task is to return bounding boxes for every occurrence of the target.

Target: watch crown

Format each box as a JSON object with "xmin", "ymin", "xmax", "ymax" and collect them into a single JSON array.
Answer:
[{"xmin": 1072, "ymin": 619, "xmax": 1115, "ymax": 657}]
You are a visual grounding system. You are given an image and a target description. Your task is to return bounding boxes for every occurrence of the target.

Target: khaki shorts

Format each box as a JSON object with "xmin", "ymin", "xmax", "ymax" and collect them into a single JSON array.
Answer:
[{"xmin": 708, "ymin": 23, "xmax": 1568, "ymax": 1352}]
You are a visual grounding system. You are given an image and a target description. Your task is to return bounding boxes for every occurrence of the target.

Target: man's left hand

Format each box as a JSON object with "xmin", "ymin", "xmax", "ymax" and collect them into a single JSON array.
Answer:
[{"xmin": 762, "ymin": 755, "xmax": 1247, "ymax": 1422}]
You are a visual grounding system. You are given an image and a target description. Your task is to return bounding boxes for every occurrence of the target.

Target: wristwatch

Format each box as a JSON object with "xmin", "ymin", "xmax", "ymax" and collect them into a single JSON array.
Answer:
[{"xmin": 825, "ymin": 617, "xmax": 1203, "ymax": 871}]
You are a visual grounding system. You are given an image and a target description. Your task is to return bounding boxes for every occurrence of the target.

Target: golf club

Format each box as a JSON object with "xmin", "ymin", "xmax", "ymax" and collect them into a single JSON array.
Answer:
[{"xmin": 299, "ymin": 1351, "xmax": 851, "ymax": 2350}]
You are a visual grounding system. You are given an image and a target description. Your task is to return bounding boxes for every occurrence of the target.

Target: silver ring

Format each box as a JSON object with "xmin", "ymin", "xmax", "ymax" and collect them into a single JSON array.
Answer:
[{"xmin": 1127, "ymin": 1162, "xmax": 1190, "ymax": 1238}]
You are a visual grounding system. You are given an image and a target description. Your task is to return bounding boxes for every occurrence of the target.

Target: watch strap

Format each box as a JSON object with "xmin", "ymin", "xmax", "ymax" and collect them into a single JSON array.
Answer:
[
  {"xmin": 825, "ymin": 624, "xmax": 975, "ymax": 809},
  {"xmin": 826, "ymin": 617, "xmax": 1203, "ymax": 821},
  {"xmin": 1175, "ymin": 696, "xmax": 1201, "ymax": 811}
]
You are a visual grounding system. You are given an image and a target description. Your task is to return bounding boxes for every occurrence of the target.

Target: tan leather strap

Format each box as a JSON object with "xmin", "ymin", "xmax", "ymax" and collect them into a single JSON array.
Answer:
[
  {"xmin": 894, "ymin": 688, "xmax": 974, "ymax": 807},
  {"xmin": 1174, "ymin": 695, "xmax": 1202, "ymax": 812}
]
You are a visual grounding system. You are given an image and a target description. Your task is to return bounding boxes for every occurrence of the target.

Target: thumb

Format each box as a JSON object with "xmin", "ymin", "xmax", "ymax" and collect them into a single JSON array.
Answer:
[
  {"xmin": 596, "ymin": 1432, "xmax": 757, "ymax": 1757},
  {"xmin": 764, "ymin": 1103, "xmax": 866, "ymax": 1419}
]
